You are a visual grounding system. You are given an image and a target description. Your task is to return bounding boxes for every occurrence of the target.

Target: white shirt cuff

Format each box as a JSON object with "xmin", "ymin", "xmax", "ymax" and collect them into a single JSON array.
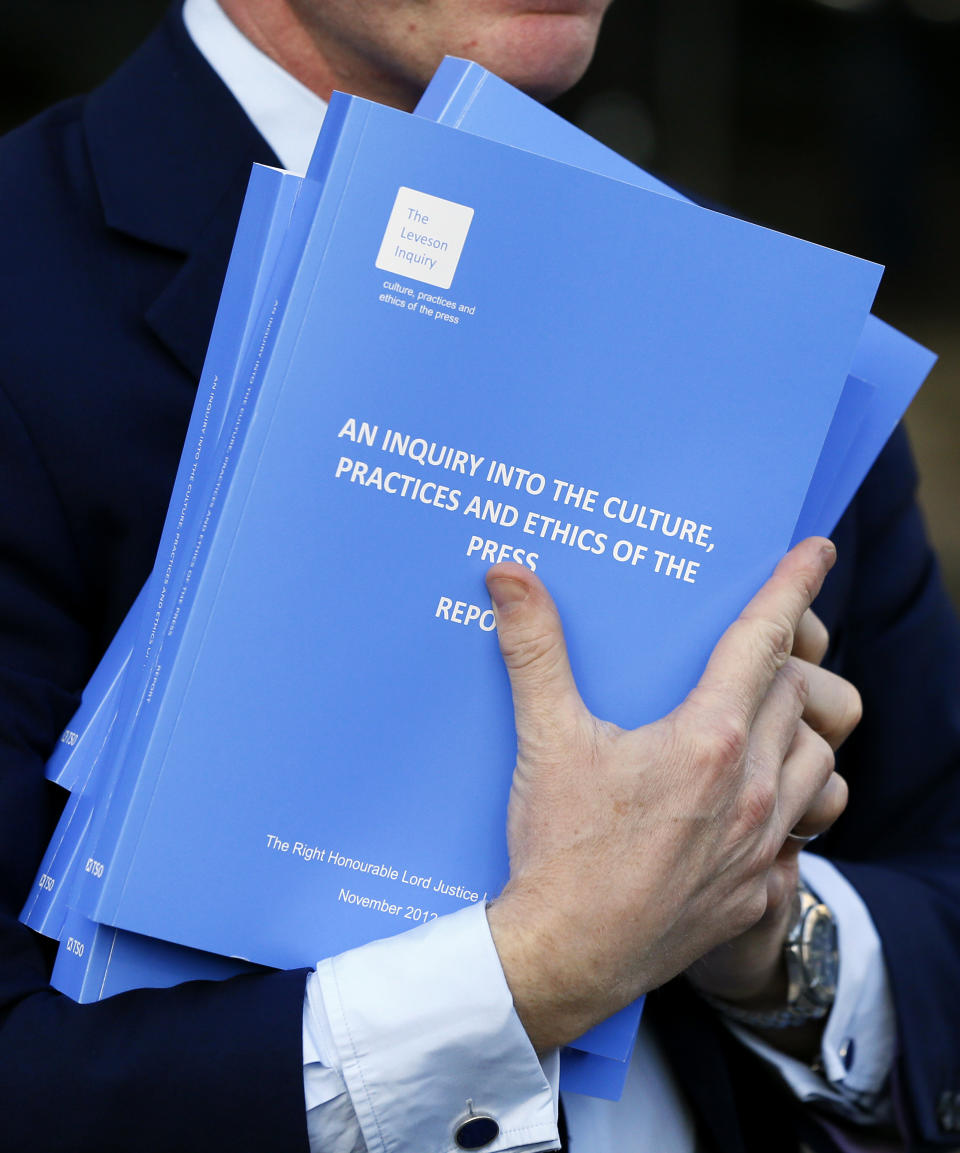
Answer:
[
  {"xmin": 303, "ymin": 903, "xmax": 560, "ymax": 1153},
  {"xmin": 729, "ymin": 853, "xmax": 896, "ymax": 1122}
]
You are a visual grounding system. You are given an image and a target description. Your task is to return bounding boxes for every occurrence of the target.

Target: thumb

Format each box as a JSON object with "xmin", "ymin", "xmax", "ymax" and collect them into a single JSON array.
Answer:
[{"xmin": 486, "ymin": 563, "xmax": 587, "ymax": 757}]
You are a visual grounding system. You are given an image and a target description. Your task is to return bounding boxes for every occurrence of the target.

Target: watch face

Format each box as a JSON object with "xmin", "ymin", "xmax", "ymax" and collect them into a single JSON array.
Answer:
[{"xmin": 801, "ymin": 903, "xmax": 839, "ymax": 1004}]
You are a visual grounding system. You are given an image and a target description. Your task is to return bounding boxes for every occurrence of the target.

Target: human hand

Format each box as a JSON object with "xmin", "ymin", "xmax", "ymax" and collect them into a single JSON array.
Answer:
[
  {"xmin": 484, "ymin": 538, "xmax": 855, "ymax": 1052},
  {"xmin": 685, "ymin": 605, "xmax": 857, "ymax": 1012}
]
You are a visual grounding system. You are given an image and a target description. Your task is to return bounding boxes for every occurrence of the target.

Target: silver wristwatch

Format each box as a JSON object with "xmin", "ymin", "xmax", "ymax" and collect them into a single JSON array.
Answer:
[{"xmin": 699, "ymin": 882, "xmax": 839, "ymax": 1029}]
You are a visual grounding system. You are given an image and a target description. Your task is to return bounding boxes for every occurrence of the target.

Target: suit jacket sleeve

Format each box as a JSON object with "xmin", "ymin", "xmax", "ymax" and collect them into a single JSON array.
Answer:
[{"xmin": 819, "ymin": 423, "xmax": 960, "ymax": 1149}]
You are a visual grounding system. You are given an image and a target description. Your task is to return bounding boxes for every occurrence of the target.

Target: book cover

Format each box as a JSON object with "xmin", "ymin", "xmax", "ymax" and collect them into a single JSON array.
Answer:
[{"xmin": 81, "ymin": 95, "xmax": 880, "ymax": 978}]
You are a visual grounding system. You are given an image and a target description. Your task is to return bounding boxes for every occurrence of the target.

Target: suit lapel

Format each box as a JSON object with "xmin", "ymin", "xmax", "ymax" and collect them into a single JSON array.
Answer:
[
  {"xmin": 144, "ymin": 185, "xmax": 259, "ymax": 383},
  {"xmin": 81, "ymin": 4, "xmax": 279, "ymax": 381}
]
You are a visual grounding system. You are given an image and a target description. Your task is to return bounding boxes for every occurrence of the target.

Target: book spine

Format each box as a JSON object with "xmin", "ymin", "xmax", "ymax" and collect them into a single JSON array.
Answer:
[
  {"xmin": 44, "ymin": 593, "xmax": 138, "ymax": 791},
  {"xmin": 21, "ymin": 749, "xmax": 103, "ymax": 936},
  {"xmin": 411, "ymin": 57, "xmax": 483, "ymax": 126},
  {"xmin": 19, "ymin": 792, "xmax": 82, "ymax": 935},
  {"xmin": 304, "ymin": 88, "xmax": 352, "ymax": 185},
  {"xmin": 50, "ymin": 909, "xmax": 105, "ymax": 1003},
  {"xmin": 119, "ymin": 166, "xmax": 301, "ymax": 738}
]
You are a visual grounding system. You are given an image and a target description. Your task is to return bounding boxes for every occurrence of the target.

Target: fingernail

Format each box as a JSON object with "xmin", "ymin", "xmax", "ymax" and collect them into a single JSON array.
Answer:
[
  {"xmin": 487, "ymin": 575, "xmax": 529, "ymax": 610},
  {"xmin": 820, "ymin": 541, "xmax": 837, "ymax": 567}
]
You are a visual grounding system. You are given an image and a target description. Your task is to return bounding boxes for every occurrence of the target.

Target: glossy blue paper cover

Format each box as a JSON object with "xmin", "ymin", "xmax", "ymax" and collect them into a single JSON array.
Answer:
[{"xmin": 88, "ymin": 96, "xmax": 880, "ymax": 988}]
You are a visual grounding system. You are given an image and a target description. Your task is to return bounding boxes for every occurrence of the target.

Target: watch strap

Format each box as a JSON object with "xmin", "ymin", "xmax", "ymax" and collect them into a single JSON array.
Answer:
[{"xmin": 696, "ymin": 990, "xmax": 829, "ymax": 1029}]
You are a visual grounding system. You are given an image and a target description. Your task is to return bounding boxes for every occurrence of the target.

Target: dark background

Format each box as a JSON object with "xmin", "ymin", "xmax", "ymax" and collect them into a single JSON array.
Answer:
[{"xmin": 3, "ymin": 0, "xmax": 958, "ymax": 598}]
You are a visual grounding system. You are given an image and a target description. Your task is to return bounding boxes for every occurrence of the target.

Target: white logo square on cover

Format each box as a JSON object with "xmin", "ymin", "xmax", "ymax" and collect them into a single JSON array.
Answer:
[{"xmin": 376, "ymin": 187, "xmax": 474, "ymax": 290}]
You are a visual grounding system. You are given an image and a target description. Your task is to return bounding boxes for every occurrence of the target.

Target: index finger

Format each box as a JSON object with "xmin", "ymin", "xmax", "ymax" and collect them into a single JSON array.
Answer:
[{"xmin": 685, "ymin": 537, "xmax": 837, "ymax": 729}]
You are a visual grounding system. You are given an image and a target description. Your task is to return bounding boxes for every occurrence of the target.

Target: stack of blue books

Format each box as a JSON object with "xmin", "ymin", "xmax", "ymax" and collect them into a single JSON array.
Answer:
[{"xmin": 21, "ymin": 59, "xmax": 936, "ymax": 1100}]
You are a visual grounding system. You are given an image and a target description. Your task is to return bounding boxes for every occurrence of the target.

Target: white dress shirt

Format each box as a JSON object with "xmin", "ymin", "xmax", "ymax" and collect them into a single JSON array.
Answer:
[{"xmin": 182, "ymin": 2, "xmax": 898, "ymax": 1148}]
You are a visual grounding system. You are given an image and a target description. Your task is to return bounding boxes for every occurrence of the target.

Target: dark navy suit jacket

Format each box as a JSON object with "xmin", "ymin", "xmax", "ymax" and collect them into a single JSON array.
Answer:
[{"xmin": 0, "ymin": 8, "xmax": 957, "ymax": 1151}]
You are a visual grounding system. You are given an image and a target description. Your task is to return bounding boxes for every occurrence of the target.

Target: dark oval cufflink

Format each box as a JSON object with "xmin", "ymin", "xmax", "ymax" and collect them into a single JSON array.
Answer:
[{"xmin": 454, "ymin": 1100, "xmax": 500, "ymax": 1149}]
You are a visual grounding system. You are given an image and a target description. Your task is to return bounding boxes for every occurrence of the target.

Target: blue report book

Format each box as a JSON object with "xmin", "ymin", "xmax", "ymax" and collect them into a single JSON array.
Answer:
[
  {"xmin": 77, "ymin": 95, "xmax": 881, "ymax": 980},
  {"xmin": 51, "ymin": 61, "xmax": 930, "ymax": 857},
  {"xmin": 41, "ymin": 66, "xmax": 931, "ymax": 1088},
  {"xmin": 32, "ymin": 63, "xmax": 932, "ymax": 1101}
]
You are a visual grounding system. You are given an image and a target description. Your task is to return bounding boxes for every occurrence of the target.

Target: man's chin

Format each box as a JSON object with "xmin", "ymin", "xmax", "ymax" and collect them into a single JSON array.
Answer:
[{"xmin": 456, "ymin": 12, "xmax": 605, "ymax": 100}]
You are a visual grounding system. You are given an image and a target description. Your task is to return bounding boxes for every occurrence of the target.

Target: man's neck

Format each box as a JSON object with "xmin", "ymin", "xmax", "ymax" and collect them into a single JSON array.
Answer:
[
  {"xmin": 216, "ymin": 0, "xmax": 424, "ymax": 110},
  {"xmin": 182, "ymin": 0, "xmax": 328, "ymax": 173}
]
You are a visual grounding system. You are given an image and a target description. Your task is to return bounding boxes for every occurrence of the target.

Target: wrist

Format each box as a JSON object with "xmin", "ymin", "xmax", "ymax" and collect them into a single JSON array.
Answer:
[
  {"xmin": 485, "ymin": 893, "xmax": 574, "ymax": 1051},
  {"xmin": 694, "ymin": 882, "xmax": 838, "ymax": 1031},
  {"xmin": 486, "ymin": 890, "xmax": 628, "ymax": 1052},
  {"xmin": 687, "ymin": 897, "xmax": 793, "ymax": 1009},
  {"xmin": 693, "ymin": 958, "xmax": 789, "ymax": 1012}
]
